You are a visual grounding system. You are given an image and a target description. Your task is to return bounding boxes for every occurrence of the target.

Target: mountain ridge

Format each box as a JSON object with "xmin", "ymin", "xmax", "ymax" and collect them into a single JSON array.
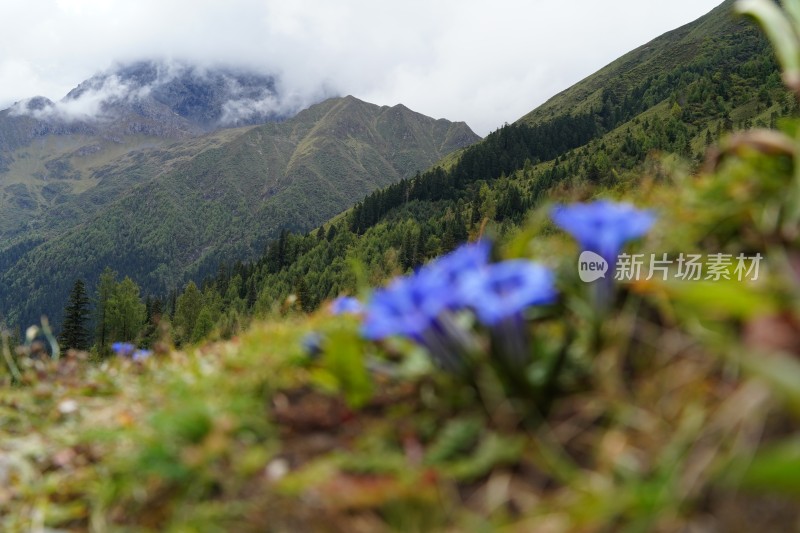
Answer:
[
  {"xmin": 519, "ymin": 0, "xmax": 737, "ymax": 126},
  {"xmin": 0, "ymin": 91, "xmax": 480, "ymax": 327},
  {"xmin": 197, "ymin": 0, "xmax": 791, "ymax": 330}
]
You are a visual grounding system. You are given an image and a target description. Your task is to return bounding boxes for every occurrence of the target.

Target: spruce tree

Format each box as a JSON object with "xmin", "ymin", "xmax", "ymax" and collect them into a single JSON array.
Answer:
[
  {"xmin": 174, "ymin": 281, "xmax": 203, "ymax": 344},
  {"xmin": 95, "ymin": 267, "xmax": 117, "ymax": 355},
  {"xmin": 107, "ymin": 276, "xmax": 146, "ymax": 342},
  {"xmin": 59, "ymin": 279, "xmax": 91, "ymax": 350}
]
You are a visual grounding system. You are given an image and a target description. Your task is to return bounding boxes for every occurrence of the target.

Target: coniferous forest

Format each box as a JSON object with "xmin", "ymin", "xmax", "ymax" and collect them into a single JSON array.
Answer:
[
  {"xmin": 41, "ymin": 0, "xmax": 793, "ymax": 358},
  {"xmin": 52, "ymin": 23, "xmax": 791, "ymax": 357}
]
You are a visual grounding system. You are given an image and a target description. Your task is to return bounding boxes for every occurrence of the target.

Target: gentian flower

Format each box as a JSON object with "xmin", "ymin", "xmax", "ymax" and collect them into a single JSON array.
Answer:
[
  {"xmin": 330, "ymin": 296, "xmax": 364, "ymax": 315},
  {"xmin": 111, "ymin": 342, "xmax": 135, "ymax": 357},
  {"xmin": 459, "ymin": 260, "xmax": 557, "ymax": 326},
  {"xmin": 361, "ymin": 268, "xmax": 448, "ymax": 341},
  {"xmin": 550, "ymin": 200, "xmax": 655, "ymax": 264},
  {"xmin": 132, "ymin": 349, "xmax": 152, "ymax": 362},
  {"xmin": 422, "ymin": 240, "xmax": 492, "ymax": 310},
  {"xmin": 460, "ymin": 261, "xmax": 557, "ymax": 367},
  {"xmin": 362, "ymin": 245, "xmax": 487, "ymax": 373}
]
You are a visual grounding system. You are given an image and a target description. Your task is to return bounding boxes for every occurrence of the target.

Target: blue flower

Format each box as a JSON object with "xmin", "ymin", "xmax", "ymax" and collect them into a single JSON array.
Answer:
[
  {"xmin": 111, "ymin": 342, "xmax": 135, "ymax": 357},
  {"xmin": 361, "ymin": 269, "xmax": 447, "ymax": 341},
  {"xmin": 461, "ymin": 259, "xmax": 558, "ymax": 326},
  {"xmin": 459, "ymin": 260, "xmax": 558, "ymax": 326},
  {"xmin": 330, "ymin": 296, "xmax": 363, "ymax": 315},
  {"xmin": 455, "ymin": 261, "xmax": 558, "ymax": 368},
  {"xmin": 425, "ymin": 240, "xmax": 491, "ymax": 309},
  {"xmin": 362, "ymin": 248, "xmax": 486, "ymax": 373},
  {"xmin": 362, "ymin": 241, "xmax": 490, "ymax": 340},
  {"xmin": 551, "ymin": 200, "xmax": 655, "ymax": 262},
  {"xmin": 427, "ymin": 240, "xmax": 490, "ymax": 278},
  {"xmin": 132, "ymin": 349, "xmax": 152, "ymax": 362}
]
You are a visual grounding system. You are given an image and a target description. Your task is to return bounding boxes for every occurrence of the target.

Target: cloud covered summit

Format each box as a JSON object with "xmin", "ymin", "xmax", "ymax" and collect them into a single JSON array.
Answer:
[{"xmin": 9, "ymin": 60, "xmax": 326, "ymax": 128}]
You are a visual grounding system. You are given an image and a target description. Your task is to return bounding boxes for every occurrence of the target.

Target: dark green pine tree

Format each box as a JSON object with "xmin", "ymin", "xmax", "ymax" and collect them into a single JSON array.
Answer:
[{"xmin": 59, "ymin": 279, "xmax": 91, "ymax": 350}]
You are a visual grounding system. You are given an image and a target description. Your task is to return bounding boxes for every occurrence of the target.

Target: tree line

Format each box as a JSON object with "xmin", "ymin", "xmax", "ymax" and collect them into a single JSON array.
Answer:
[{"xmin": 52, "ymin": 21, "xmax": 792, "ymax": 352}]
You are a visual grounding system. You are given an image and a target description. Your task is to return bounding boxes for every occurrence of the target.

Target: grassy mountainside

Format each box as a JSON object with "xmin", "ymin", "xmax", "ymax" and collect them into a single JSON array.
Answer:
[
  {"xmin": 520, "ymin": 0, "xmax": 753, "ymax": 125},
  {"xmin": 358, "ymin": 0, "xmax": 787, "ymax": 222},
  {"xmin": 0, "ymin": 96, "xmax": 479, "ymax": 328},
  {"xmin": 0, "ymin": 59, "xmax": 307, "ymax": 242},
  {"xmin": 166, "ymin": 0, "xmax": 796, "ymax": 341}
]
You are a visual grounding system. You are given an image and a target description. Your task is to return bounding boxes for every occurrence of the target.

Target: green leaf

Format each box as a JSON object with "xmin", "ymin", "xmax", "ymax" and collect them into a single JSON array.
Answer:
[
  {"xmin": 444, "ymin": 432, "xmax": 525, "ymax": 482},
  {"xmin": 424, "ymin": 417, "xmax": 484, "ymax": 465},
  {"xmin": 783, "ymin": 0, "xmax": 800, "ymax": 29}
]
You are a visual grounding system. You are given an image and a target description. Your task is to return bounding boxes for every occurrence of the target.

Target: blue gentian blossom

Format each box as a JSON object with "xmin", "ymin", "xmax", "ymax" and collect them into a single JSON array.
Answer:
[
  {"xmin": 550, "ymin": 200, "xmax": 655, "ymax": 263},
  {"xmin": 330, "ymin": 296, "xmax": 364, "ymax": 316},
  {"xmin": 459, "ymin": 260, "xmax": 557, "ymax": 326},
  {"xmin": 111, "ymin": 342, "xmax": 135, "ymax": 357},
  {"xmin": 362, "ymin": 243, "xmax": 490, "ymax": 372},
  {"xmin": 424, "ymin": 240, "xmax": 491, "ymax": 309},
  {"xmin": 112, "ymin": 342, "xmax": 152, "ymax": 361},
  {"xmin": 362, "ymin": 241, "xmax": 558, "ymax": 372},
  {"xmin": 459, "ymin": 260, "xmax": 557, "ymax": 367},
  {"xmin": 361, "ymin": 268, "xmax": 449, "ymax": 342},
  {"xmin": 361, "ymin": 240, "xmax": 489, "ymax": 341},
  {"xmin": 132, "ymin": 349, "xmax": 152, "ymax": 362}
]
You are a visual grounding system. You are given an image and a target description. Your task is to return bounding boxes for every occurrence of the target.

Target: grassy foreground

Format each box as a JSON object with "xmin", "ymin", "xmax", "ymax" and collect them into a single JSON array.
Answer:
[{"xmin": 5, "ymin": 123, "xmax": 800, "ymax": 532}]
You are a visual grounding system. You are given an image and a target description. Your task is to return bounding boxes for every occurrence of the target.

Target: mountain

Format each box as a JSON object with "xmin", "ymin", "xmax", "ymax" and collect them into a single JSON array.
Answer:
[
  {"xmin": 519, "ymin": 0, "xmax": 745, "ymax": 126},
  {"xmin": 0, "ymin": 60, "xmax": 326, "ymax": 240},
  {"xmin": 0, "ymin": 81, "xmax": 479, "ymax": 327},
  {"xmin": 349, "ymin": 0, "xmax": 784, "ymax": 224},
  {"xmin": 6, "ymin": 59, "xmax": 295, "ymax": 134},
  {"xmin": 172, "ymin": 0, "xmax": 794, "ymax": 332},
  {"xmin": 4, "ymin": 0, "xmax": 780, "ymax": 333}
]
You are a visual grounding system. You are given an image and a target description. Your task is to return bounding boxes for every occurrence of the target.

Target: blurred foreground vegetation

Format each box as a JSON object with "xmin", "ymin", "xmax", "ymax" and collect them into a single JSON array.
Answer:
[{"xmin": 6, "ymin": 119, "xmax": 800, "ymax": 530}]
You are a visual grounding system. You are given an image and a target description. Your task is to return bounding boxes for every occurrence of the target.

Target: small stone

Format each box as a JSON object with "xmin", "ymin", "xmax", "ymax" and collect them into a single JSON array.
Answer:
[
  {"xmin": 58, "ymin": 399, "xmax": 79, "ymax": 414},
  {"xmin": 265, "ymin": 457, "xmax": 290, "ymax": 481}
]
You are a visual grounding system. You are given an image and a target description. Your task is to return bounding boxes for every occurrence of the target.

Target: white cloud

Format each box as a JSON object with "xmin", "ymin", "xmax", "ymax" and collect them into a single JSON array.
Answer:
[
  {"xmin": 6, "ymin": 60, "xmax": 318, "ymax": 125},
  {"xmin": 10, "ymin": 74, "xmax": 136, "ymax": 122},
  {"xmin": 220, "ymin": 95, "xmax": 280, "ymax": 126},
  {"xmin": 0, "ymin": 0, "xmax": 726, "ymax": 135}
]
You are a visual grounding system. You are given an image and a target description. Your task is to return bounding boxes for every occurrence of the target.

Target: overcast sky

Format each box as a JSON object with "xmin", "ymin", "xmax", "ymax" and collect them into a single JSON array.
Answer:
[{"xmin": 1, "ymin": 0, "xmax": 726, "ymax": 136}]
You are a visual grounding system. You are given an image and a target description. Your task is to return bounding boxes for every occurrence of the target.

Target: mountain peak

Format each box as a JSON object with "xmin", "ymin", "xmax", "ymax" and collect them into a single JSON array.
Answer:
[
  {"xmin": 8, "ymin": 60, "xmax": 333, "ymax": 132},
  {"xmin": 23, "ymin": 96, "xmax": 54, "ymax": 111}
]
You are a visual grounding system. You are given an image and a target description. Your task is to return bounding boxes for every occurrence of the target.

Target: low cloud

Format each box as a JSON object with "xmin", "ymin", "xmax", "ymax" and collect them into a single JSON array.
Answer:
[
  {"xmin": 7, "ymin": 60, "xmax": 322, "ymax": 126},
  {"xmin": 217, "ymin": 68, "xmax": 329, "ymax": 125},
  {"xmin": 219, "ymin": 94, "xmax": 283, "ymax": 126},
  {"xmin": 0, "ymin": 0, "xmax": 726, "ymax": 135},
  {"xmin": 9, "ymin": 74, "xmax": 147, "ymax": 122}
]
